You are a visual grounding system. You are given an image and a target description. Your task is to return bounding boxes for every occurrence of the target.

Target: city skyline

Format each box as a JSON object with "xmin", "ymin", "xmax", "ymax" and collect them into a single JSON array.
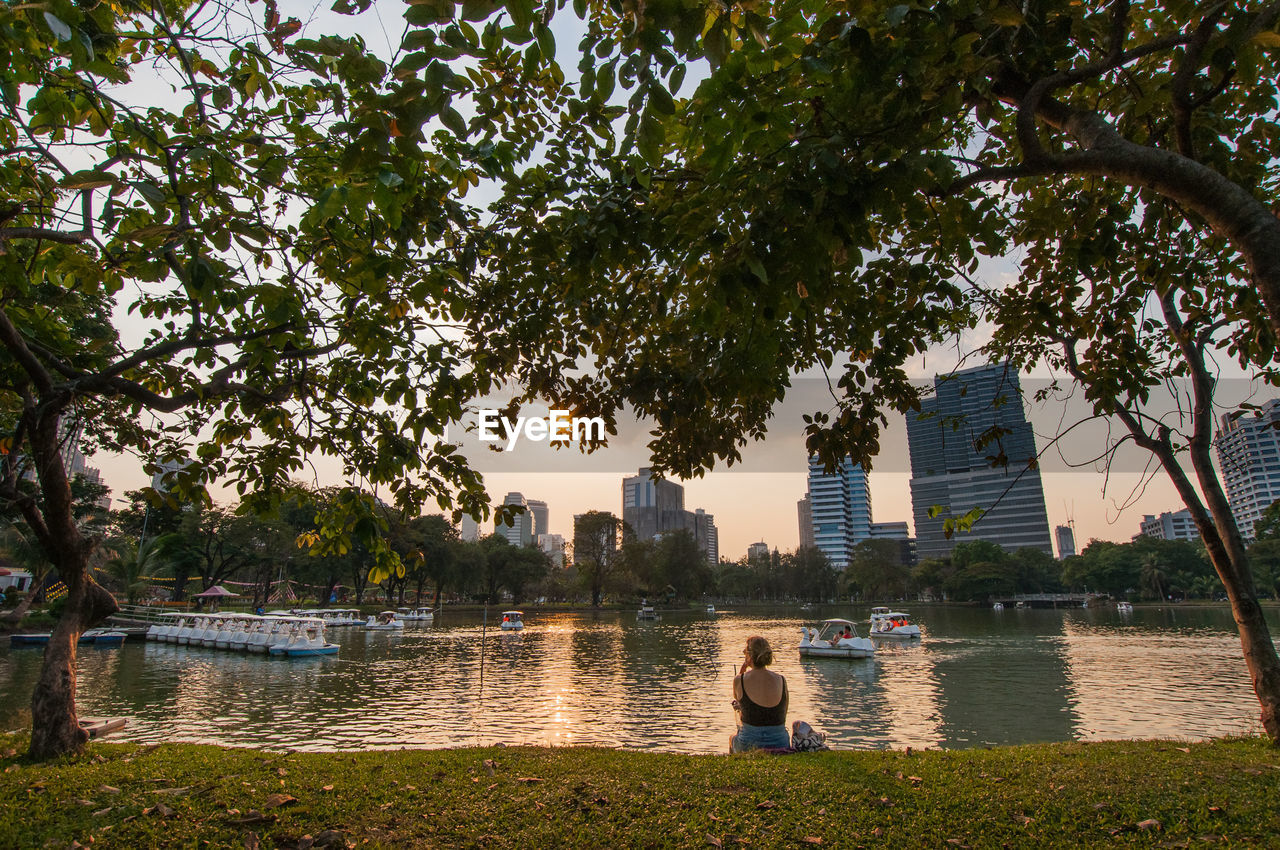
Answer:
[{"xmin": 80, "ymin": 359, "xmax": 1278, "ymax": 561}]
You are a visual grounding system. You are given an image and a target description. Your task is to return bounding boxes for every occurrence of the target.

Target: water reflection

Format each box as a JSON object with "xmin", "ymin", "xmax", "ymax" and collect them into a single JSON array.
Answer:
[{"xmin": 0, "ymin": 605, "xmax": 1271, "ymax": 753}]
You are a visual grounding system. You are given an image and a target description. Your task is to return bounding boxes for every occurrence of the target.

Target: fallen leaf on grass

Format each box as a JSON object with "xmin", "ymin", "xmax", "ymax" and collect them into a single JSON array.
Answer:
[
  {"xmin": 263, "ymin": 793, "xmax": 298, "ymax": 809},
  {"xmin": 92, "ymin": 807, "xmax": 112, "ymax": 817},
  {"xmin": 801, "ymin": 837, "xmax": 823, "ymax": 845},
  {"xmin": 945, "ymin": 840, "xmax": 970, "ymax": 848},
  {"xmin": 152, "ymin": 786, "xmax": 192, "ymax": 796},
  {"xmin": 486, "ymin": 783, "xmax": 498, "ymax": 791},
  {"xmin": 277, "ymin": 768, "xmax": 288, "ymax": 777},
  {"xmin": 706, "ymin": 835, "xmax": 722, "ymax": 848},
  {"xmin": 1176, "ymin": 747, "xmax": 1190, "ymax": 753},
  {"xmin": 1137, "ymin": 819, "xmax": 1162, "ymax": 831},
  {"xmin": 516, "ymin": 777, "xmax": 544, "ymax": 783},
  {"xmin": 1242, "ymin": 768, "xmax": 1263, "ymax": 775},
  {"xmin": 872, "ymin": 828, "xmax": 883, "ymax": 838},
  {"xmin": 756, "ymin": 801, "xmax": 777, "ymax": 810},
  {"xmin": 77, "ymin": 798, "xmax": 95, "ymax": 807},
  {"xmin": 1014, "ymin": 815, "xmax": 1034, "ymax": 826},
  {"xmin": 483, "ymin": 759, "xmax": 497, "ymax": 776},
  {"xmin": 321, "ymin": 785, "xmax": 334, "ymax": 792},
  {"xmin": 3, "ymin": 765, "xmax": 17, "ymax": 773},
  {"xmin": 906, "ymin": 776, "xmax": 923, "ymax": 786},
  {"xmin": 244, "ymin": 833, "xmax": 261, "ymax": 850},
  {"xmin": 709, "ymin": 815, "xmax": 721, "ymax": 822},
  {"xmin": 143, "ymin": 803, "xmax": 176, "ymax": 818},
  {"xmin": 1208, "ymin": 805, "xmax": 1225, "ymax": 814},
  {"xmin": 226, "ymin": 811, "xmax": 278, "ymax": 827}
]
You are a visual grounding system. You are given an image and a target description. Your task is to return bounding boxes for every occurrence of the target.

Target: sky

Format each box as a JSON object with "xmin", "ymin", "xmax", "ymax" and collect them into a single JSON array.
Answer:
[{"xmin": 76, "ymin": 0, "xmax": 1280, "ymax": 561}]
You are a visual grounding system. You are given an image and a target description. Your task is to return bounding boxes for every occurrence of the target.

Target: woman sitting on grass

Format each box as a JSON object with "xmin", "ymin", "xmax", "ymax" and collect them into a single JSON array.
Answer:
[{"xmin": 730, "ymin": 635, "xmax": 789, "ymax": 752}]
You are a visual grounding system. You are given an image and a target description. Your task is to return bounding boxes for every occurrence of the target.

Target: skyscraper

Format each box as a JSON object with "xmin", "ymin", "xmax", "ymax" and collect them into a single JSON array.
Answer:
[
  {"xmin": 694, "ymin": 508, "xmax": 719, "ymax": 566},
  {"xmin": 496, "ymin": 491, "xmax": 534, "ymax": 547},
  {"xmin": 527, "ymin": 499, "xmax": 549, "ymax": 538},
  {"xmin": 797, "ymin": 495, "xmax": 814, "ymax": 549},
  {"xmin": 1216, "ymin": 399, "xmax": 1280, "ymax": 540},
  {"xmin": 906, "ymin": 362, "xmax": 1053, "ymax": 560},
  {"xmin": 805, "ymin": 455, "xmax": 872, "ymax": 569},
  {"xmin": 622, "ymin": 467, "xmax": 687, "ymax": 541},
  {"xmin": 1055, "ymin": 524, "xmax": 1077, "ymax": 559}
]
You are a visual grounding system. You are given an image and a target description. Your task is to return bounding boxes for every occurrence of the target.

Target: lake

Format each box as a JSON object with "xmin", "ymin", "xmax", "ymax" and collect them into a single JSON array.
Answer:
[{"xmin": 0, "ymin": 604, "xmax": 1272, "ymax": 753}]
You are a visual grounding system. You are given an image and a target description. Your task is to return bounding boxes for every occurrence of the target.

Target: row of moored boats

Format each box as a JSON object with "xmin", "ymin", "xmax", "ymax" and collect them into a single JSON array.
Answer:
[{"xmin": 145, "ymin": 612, "xmax": 350, "ymax": 656}]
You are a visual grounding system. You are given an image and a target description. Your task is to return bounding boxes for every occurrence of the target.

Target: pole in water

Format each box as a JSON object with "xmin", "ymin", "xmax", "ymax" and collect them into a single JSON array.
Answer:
[{"xmin": 479, "ymin": 602, "xmax": 487, "ymax": 692}]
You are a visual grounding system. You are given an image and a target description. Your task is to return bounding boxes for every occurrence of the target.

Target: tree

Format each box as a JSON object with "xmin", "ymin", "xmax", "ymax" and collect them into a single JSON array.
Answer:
[
  {"xmin": 846, "ymin": 539, "xmax": 911, "ymax": 601},
  {"xmin": 572, "ymin": 511, "xmax": 627, "ymax": 606},
  {"xmin": 0, "ymin": 0, "xmax": 557, "ymax": 759},
  {"xmin": 102, "ymin": 534, "xmax": 177, "ymax": 604},
  {"xmin": 434, "ymin": 0, "xmax": 1280, "ymax": 742},
  {"xmin": 785, "ymin": 546, "xmax": 838, "ymax": 603}
]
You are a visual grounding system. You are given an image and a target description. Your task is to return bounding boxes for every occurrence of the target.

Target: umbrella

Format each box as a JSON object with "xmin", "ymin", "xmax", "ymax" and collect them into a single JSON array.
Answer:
[{"xmin": 193, "ymin": 585, "xmax": 239, "ymax": 597}]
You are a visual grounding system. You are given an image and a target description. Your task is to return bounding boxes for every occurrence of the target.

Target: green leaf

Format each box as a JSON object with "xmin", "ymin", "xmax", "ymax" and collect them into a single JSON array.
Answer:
[
  {"xmin": 648, "ymin": 82, "xmax": 675, "ymax": 115},
  {"xmin": 535, "ymin": 24, "xmax": 555, "ymax": 61},
  {"xmin": 43, "ymin": 12, "xmax": 73, "ymax": 42},
  {"xmin": 746, "ymin": 255, "xmax": 768, "ymax": 283},
  {"xmin": 440, "ymin": 105, "xmax": 469, "ymax": 138},
  {"xmin": 1253, "ymin": 31, "xmax": 1280, "ymax": 49},
  {"xmin": 988, "ymin": 7, "xmax": 1025, "ymax": 27},
  {"xmin": 61, "ymin": 170, "xmax": 116, "ymax": 190},
  {"xmin": 637, "ymin": 111, "xmax": 665, "ymax": 164},
  {"xmin": 508, "ymin": 0, "xmax": 535, "ymax": 29}
]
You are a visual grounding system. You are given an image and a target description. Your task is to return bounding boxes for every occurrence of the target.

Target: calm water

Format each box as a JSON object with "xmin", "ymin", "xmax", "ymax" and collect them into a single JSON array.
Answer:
[{"xmin": 0, "ymin": 605, "xmax": 1272, "ymax": 753}]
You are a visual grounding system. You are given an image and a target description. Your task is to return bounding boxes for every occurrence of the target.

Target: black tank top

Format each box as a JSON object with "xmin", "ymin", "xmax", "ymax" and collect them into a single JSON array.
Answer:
[{"xmin": 738, "ymin": 675, "xmax": 788, "ymax": 726}]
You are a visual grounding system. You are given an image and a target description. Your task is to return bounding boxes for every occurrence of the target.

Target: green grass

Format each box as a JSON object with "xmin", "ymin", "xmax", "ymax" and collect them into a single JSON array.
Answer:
[{"xmin": 1, "ymin": 736, "xmax": 1277, "ymax": 848}]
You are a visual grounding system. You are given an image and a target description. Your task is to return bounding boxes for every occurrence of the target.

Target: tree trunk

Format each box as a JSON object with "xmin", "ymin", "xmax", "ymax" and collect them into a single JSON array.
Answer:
[{"xmin": 28, "ymin": 577, "xmax": 117, "ymax": 760}]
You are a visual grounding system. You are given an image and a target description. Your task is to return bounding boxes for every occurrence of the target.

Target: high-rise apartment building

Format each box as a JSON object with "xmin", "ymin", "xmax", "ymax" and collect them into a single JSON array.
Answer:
[
  {"xmin": 1216, "ymin": 399, "xmax": 1280, "ymax": 540},
  {"xmin": 906, "ymin": 362, "xmax": 1053, "ymax": 560},
  {"xmin": 797, "ymin": 495, "xmax": 815, "ymax": 549},
  {"xmin": 805, "ymin": 455, "xmax": 872, "ymax": 570},
  {"xmin": 1139, "ymin": 510, "xmax": 1201, "ymax": 542},
  {"xmin": 747, "ymin": 541, "xmax": 770, "ymax": 560},
  {"xmin": 1055, "ymin": 524, "xmax": 1077, "ymax": 559},
  {"xmin": 694, "ymin": 508, "xmax": 719, "ymax": 566}
]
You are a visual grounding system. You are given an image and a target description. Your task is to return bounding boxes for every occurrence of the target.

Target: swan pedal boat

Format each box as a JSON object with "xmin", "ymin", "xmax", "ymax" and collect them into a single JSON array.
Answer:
[
  {"xmin": 499, "ymin": 610, "xmax": 524, "ymax": 630},
  {"xmin": 365, "ymin": 611, "xmax": 405, "ymax": 630},
  {"xmin": 799, "ymin": 619, "xmax": 876, "ymax": 658},
  {"xmin": 269, "ymin": 618, "xmax": 339, "ymax": 656},
  {"xmin": 868, "ymin": 607, "xmax": 922, "ymax": 639}
]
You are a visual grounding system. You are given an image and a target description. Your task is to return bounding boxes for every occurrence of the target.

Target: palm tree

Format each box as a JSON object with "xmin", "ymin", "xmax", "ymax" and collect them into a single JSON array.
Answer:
[
  {"xmin": 1140, "ymin": 554, "xmax": 1168, "ymax": 602},
  {"xmin": 102, "ymin": 535, "xmax": 175, "ymax": 604},
  {"xmin": 0, "ymin": 523, "xmax": 51, "ymax": 623}
]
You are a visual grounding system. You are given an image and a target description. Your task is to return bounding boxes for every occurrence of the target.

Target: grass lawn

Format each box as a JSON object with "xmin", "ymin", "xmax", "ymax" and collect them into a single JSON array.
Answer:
[{"xmin": 1, "ymin": 735, "xmax": 1277, "ymax": 848}]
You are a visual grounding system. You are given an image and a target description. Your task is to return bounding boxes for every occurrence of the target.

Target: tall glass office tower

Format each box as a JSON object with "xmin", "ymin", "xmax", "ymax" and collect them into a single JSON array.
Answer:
[{"xmin": 906, "ymin": 362, "xmax": 1053, "ymax": 560}]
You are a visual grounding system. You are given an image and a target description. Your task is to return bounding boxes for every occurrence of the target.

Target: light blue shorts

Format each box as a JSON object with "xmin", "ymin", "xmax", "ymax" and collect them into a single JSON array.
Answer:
[{"xmin": 732, "ymin": 723, "xmax": 790, "ymax": 752}]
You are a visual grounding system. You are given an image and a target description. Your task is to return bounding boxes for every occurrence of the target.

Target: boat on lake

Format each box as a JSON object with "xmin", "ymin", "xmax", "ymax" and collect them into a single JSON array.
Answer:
[
  {"xmin": 1117, "ymin": 601, "xmax": 1134, "ymax": 613},
  {"xmin": 79, "ymin": 628, "xmax": 127, "ymax": 646},
  {"xmin": 706, "ymin": 604, "xmax": 715, "ymax": 615},
  {"xmin": 9, "ymin": 633, "xmax": 50, "ymax": 647},
  {"xmin": 269, "ymin": 618, "xmax": 339, "ymax": 656},
  {"xmin": 365, "ymin": 611, "xmax": 404, "ymax": 630},
  {"xmin": 992, "ymin": 602, "xmax": 1004, "ymax": 611},
  {"xmin": 399, "ymin": 607, "xmax": 436, "ymax": 623},
  {"xmin": 798, "ymin": 618, "xmax": 876, "ymax": 659},
  {"xmin": 868, "ymin": 607, "xmax": 921, "ymax": 639},
  {"xmin": 499, "ymin": 610, "xmax": 524, "ymax": 630},
  {"xmin": 636, "ymin": 605, "xmax": 660, "ymax": 621}
]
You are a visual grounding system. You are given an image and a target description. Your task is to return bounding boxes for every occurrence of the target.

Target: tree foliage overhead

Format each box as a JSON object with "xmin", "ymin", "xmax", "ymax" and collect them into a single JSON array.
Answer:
[{"xmin": 0, "ymin": 0, "xmax": 568, "ymax": 758}]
